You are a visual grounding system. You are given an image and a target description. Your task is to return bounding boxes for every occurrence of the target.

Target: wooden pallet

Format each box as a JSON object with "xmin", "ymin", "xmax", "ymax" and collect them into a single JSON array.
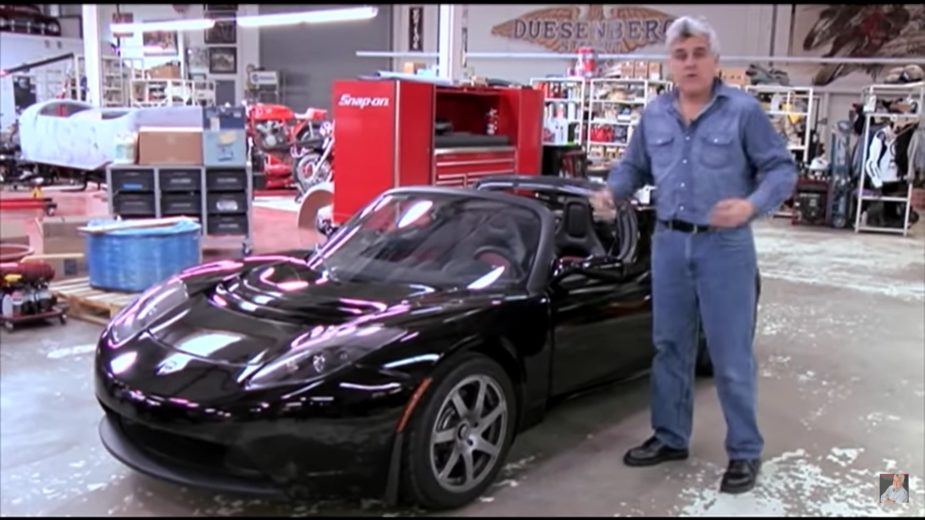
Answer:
[{"xmin": 49, "ymin": 277, "xmax": 139, "ymax": 325}]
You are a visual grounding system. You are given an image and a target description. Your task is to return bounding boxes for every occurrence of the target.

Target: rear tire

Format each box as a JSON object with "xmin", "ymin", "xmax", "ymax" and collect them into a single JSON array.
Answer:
[{"xmin": 401, "ymin": 353, "xmax": 517, "ymax": 510}]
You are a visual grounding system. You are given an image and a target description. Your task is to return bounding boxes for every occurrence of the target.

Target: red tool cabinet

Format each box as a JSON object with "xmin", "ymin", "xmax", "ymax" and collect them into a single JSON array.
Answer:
[{"xmin": 330, "ymin": 79, "xmax": 543, "ymax": 224}]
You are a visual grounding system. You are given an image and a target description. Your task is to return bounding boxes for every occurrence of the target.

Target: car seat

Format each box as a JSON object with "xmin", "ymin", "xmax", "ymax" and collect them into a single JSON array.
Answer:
[{"xmin": 555, "ymin": 200, "xmax": 607, "ymax": 259}]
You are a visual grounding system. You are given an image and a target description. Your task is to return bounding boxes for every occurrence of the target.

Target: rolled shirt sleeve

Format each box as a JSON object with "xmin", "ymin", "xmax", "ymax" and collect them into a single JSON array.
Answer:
[
  {"xmin": 742, "ymin": 102, "xmax": 799, "ymax": 217},
  {"xmin": 607, "ymin": 118, "xmax": 654, "ymax": 201}
]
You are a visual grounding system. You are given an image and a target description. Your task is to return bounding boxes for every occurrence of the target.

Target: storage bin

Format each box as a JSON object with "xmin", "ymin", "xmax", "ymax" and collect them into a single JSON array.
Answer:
[
  {"xmin": 203, "ymin": 130, "xmax": 247, "ymax": 167},
  {"xmin": 207, "ymin": 214, "xmax": 248, "ymax": 236},
  {"xmin": 207, "ymin": 168, "xmax": 247, "ymax": 191},
  {"xmin": 111, "ymin": 168, "xmax": 155, "ymax": 192},
  {"xmin": 84, "ymin": 219, "xmax": 202, "ymax": 292},
  {"xmin": 159, "ymin": 168, "xmax": 202, "ymax": 191},
  {"xmin": 161, "ymin": 193, "xmax": 202, "ymax": 216},
  {"xmin": 113, "ymin": 193, "xmax": 156, "ymax": 216},
  {"xmin": 207, "ymin": 192, "xmax": 247, "ymax": 214}
]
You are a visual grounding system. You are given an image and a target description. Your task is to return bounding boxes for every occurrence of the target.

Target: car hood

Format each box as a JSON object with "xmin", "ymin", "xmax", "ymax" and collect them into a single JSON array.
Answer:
[{"xmin": 147, "ymin": 259, "xmax": 511, "ymax": 368}]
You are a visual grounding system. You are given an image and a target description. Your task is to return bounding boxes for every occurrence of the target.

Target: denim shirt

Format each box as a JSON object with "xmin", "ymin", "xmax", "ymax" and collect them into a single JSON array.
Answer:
[{"xmin": 608, "ymin": 80, "xmax": 798, "ymax": 226}]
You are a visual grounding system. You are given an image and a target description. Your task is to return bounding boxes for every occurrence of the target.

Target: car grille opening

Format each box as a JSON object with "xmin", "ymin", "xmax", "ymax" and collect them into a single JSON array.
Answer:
[{"xmin": 114, "ymin": 413, "xmax": 264, "ymax": 481}]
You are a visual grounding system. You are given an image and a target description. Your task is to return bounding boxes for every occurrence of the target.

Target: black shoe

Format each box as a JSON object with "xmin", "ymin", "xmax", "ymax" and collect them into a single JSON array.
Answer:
[
  {"xmin": 720, "ymin": 458, "xmax": 761, "ymax": 494},
  {"xmin": 623, "ymin": 436, "xmax": 689, "ymax": 467}
]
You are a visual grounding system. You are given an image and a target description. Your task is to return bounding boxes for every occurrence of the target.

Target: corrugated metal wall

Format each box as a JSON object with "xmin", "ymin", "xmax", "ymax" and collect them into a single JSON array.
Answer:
[{"xmin": 257, "ymin": 4, "xmax": 393, "ymax": 111}]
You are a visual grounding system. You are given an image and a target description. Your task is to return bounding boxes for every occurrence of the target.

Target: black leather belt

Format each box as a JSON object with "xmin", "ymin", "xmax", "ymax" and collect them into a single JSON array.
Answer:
[{"xmin": 659, "ymin": 219, "xmax": 712, "ymax": 234}]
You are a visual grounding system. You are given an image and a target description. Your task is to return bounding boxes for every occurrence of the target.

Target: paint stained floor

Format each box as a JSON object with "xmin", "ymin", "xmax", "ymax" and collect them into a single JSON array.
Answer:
[{"xmin": 1, "ymin": 219, "xmax": 923, "ymax": 517}]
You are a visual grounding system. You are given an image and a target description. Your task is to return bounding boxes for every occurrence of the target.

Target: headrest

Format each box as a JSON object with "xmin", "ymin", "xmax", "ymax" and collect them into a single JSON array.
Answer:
[{"xmin": 565, "ymin": 201, "xmax": 590, "ymax": 237}]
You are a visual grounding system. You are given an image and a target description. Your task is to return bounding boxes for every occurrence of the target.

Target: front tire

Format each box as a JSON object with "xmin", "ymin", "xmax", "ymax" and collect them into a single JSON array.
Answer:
[{"xmin": 401, "ymin": 353, "xmax": 517, "ymax": 510}]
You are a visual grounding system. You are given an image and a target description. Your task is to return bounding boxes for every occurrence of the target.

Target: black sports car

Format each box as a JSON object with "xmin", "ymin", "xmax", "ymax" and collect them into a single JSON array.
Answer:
[{"xmin": 95, "ymin": 176, "xmax": 719, "ymax": 510}]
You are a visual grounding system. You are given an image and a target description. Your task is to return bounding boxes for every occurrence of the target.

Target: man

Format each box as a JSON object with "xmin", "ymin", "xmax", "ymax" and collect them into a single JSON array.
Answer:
[
  {"xmin": 881, "ymin": 473, "xmax": 909, "ymax": 504},
  {"xmin": 590, "ymin": 16, "xmax": 797, "ymax": 493}
]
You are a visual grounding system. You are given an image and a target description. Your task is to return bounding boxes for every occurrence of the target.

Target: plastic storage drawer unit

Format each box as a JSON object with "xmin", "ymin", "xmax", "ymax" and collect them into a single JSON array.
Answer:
[
  {"xmin": 159, "ymin": 168, "xmax": 203, "ymax": 191},
  {"xmin": 207, "ymin": 214, "xmax": 248, "ymax": 236},
  {"xmin": 206, "ymin": 169, "xmax": 247, "ymax": 191},
  {"xmin": 207, "ymin": 192, "xmax": 247, "ymax": 214},
  {"xmin": 113, "ymin": 193, "xmax": 156, "ymax": 216},
  {"xmin": 111, "ymin": 169, "xmax": 155, "ymax": 192},
  {"xmin": 161, "ymin": 193, "xmax": 201, "ymax": 216}
]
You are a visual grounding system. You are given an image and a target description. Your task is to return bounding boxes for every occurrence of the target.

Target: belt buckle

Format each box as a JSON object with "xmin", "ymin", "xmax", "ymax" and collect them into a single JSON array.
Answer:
[{"xmin": 690, "ymin": 224, "xmax": 700, "ymax": 235}]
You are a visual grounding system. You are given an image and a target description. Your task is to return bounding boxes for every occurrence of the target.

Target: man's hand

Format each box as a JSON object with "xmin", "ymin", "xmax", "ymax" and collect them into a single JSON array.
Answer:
[
  {"xmin": 709, "ymin": 198, "xmax": 756, "ymax": 228},
  {"xmin": 590, "ymin": 187, "xmax": 614, "ymax": 212}
]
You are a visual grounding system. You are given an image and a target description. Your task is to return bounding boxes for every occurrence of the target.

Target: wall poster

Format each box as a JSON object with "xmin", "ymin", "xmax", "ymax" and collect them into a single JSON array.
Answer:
[{"xmin": 790, "ymin": 4, "xmax": 925, "ymax": 86}]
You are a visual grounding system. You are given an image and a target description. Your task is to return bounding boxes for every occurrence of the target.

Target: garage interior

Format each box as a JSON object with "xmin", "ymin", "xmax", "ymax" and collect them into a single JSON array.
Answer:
[{"xmin": 1, "ymin": 3, "xmax": 924, "ymax": 517}]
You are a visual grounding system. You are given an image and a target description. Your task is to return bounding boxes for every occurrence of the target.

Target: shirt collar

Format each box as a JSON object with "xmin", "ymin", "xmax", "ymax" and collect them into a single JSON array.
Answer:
[
  {"xmin": 669, "ymin": 77, "xmax": 731, "ymax": 119},
  {"xmin": 672, "ymin": 77, "xmax": 733, "ymax": 103}
]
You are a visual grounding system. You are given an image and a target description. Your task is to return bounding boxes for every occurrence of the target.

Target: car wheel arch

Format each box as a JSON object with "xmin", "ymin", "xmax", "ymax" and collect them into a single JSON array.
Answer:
[
  {"xmin": 383, "ymin": 335, "xmax": 527, "ymax": 507},
  {"xmin": 432, "ymin": 335, "xmax": 527, "ymax": 430}
]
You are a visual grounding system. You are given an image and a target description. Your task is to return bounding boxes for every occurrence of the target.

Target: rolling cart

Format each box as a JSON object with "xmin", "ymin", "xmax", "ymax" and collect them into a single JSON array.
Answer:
[{"xmin": 106, "ymin": 164, "xmax": 253, "ymax": 256}]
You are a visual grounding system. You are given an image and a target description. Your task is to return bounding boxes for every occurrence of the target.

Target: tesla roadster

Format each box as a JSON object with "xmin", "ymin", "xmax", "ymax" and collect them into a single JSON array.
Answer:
[{"xmin": 95, "ymin": 176, "xmax": 718, "ymax": 510}]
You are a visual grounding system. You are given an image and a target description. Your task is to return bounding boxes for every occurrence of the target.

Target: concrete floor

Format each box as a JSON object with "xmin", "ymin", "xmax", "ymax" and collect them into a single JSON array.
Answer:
[{"xmin": 1, "ymin": 219, "xmax": 923, "ymax": 517}]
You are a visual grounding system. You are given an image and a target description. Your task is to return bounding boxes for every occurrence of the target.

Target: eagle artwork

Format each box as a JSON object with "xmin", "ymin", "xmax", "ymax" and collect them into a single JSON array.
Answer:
[
  {"xmin": 490, "ymin": 5, "xmax": 676, "ymax": 55},
  {"xmin": 799, "ymin": 4, "xmax": 925, "ymax": 85}
]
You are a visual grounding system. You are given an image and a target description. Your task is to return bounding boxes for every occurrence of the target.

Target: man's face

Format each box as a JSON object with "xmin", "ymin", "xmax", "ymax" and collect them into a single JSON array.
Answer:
[
  {"xmin": 668, "ymin": 34, "xmax": 719, "ymax": 97},
  {"xmin": 893, "ymin": 474, "xmax": 903, "ymax": 488}
]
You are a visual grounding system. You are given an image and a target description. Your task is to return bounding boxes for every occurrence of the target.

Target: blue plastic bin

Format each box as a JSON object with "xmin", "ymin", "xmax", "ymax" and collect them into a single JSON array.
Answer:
[{"xmin": 84, "ymin": 219, "xmax": 202, "ymax": 293}]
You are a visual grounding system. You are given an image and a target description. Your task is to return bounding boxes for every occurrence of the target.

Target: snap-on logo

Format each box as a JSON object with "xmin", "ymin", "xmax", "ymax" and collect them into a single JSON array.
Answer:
[{"xmin": 338, "ymin": 94, "xmax": 389, "ymax": 108}]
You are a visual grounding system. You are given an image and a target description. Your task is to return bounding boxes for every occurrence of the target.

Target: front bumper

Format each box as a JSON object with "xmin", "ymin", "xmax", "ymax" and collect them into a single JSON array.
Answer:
[
  {"xmin": 99, "ymin": 413, "xmax": 286, "ymax": 497},
  {"xmin": 95, "ymin": 358, "xmax": 413, "ymax": 499}
]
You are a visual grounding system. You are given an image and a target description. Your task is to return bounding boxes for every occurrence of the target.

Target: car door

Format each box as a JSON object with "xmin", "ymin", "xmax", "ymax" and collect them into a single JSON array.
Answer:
[{"xmin": 548, "ymin": 212, "xmax": 654, "ymax": 397}]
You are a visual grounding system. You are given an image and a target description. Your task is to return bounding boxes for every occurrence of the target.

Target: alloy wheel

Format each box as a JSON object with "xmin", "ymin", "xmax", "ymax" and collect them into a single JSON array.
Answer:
[{"xmin": 429, "ymin": 374, "xmax": 508, "ymax": 493}]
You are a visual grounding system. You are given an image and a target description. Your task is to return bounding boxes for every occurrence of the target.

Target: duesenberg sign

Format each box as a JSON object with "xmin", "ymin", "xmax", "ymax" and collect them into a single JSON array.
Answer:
[{"xmin": 490, "ymin": 5, "xmax": 676, "ymax": 54}]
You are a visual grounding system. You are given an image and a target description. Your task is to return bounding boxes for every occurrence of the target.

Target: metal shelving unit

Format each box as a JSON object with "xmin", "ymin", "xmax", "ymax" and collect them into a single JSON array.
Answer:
[
  {"xmin": 744, "ymin": 85, "xmax": 817, "ymax": 164},
  {"xmin": 529, "ymin": 76, "xmax": 588, "ymax": 147},
  {"xmin": 853, "ymin": 82, "xmax": 924, "ymax": 236},
  {"xmin": 585, "ymin": 78, "xmax": 672, "ymax": 169}
]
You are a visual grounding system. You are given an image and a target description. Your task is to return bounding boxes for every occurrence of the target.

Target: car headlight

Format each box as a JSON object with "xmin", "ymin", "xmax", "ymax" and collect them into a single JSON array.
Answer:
[
  {"xmin": 245, "ymin": 325, "xmax": 406, "ymax": 390},
  {"xmin": 108, "ymin": 277, "xmax": 188, "ymax": 346}
]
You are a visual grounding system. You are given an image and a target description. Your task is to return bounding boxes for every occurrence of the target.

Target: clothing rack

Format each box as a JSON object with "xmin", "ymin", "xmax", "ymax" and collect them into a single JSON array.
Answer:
[{"xmin": 853, "ymin": 82, "xmax": 924, "ymax": 236}]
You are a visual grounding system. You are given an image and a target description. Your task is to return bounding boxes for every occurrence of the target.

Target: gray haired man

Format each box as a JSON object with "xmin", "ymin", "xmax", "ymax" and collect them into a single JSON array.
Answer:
[{"xmin": 591, "ymin": 16, "xmax": 797, "ymax": 493}]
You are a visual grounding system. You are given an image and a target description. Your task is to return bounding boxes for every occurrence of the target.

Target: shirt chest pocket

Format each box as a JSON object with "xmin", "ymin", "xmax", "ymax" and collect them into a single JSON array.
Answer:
[
  {"xmin": 646, "ymin": 134, "xmax": 676, "ymax": 170},
  {"xmin": 698, "ymin": 133, "xmax": 737, "ymax": 169}
]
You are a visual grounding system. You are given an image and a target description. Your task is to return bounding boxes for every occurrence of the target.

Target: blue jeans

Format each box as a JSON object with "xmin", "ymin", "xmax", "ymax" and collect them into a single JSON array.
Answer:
[{"xmin": 649, "ymin": 223, "xmax": 763, "ymax": 460}]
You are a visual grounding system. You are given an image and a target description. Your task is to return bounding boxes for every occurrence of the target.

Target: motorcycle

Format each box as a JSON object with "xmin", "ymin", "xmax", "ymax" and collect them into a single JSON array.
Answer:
[{"xmin": 292, "ymin": 120, "xmax": 334, "ymax": 202}]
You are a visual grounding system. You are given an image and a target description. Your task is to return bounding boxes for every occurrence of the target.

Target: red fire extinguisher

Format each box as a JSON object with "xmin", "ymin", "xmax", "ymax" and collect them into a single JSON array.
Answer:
[{"xmin": 576, "ymin": 47, "xmax": 598, "ymax": 79}]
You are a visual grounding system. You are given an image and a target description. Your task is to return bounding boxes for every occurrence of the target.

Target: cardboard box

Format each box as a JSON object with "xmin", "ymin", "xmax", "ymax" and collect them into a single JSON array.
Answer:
[
  {"xmin": 147, "ymin": 63, "xmax": 181, "ymax": 80},
  {"xmin": 647, "ymin": 62, "xmax": 663, "ymax": 80},
  {"xmin": 0, "ymin": 220, "xmax": 31, "ymax": 247},
  {"xmin": 203, "ymin": 129, "xmax": 247, "ymax": 167},
  {"xmin": 402, "ymin": 61, "xmax": 428, "ymax": 75},
  {"xmin": 36, "ymin": 216, "xmax": 91, "ymax": 279},
  {"xmin": 137, "ymin": 128, "xmax": 203, "ymax": 166},
  {"xmin": 617, "ymin": 61, "xmax": 635, "ymax": 78},
  {"xmin": 721, "ymin": 67, "xmax": 749, "ymax": 87}
]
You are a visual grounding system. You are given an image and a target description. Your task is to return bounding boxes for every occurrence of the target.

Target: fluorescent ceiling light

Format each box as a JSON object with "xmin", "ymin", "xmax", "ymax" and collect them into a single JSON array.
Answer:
[
  {"xmin": 111, "ymin": 19, "xmax": 215, "ymax": 33},
  {"xmin": 236, "ymin": 6, "xmax": 378, "ymax": 28}
]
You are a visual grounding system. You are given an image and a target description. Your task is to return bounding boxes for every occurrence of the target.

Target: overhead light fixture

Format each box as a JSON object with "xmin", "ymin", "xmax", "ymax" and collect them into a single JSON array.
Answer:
[
  {"xmin": 236, "ymin": 6, "xmax": 378, "ymax": 28},
  {"xmin": 111, "ymin": 18, "xmax": 215, "ymax": 34}
]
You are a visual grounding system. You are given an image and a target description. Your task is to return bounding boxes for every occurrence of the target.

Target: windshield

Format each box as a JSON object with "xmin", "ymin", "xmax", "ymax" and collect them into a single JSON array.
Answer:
[{"xmin": 307, "ymin": 192, "xmax": 541, "ymax": 290}]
